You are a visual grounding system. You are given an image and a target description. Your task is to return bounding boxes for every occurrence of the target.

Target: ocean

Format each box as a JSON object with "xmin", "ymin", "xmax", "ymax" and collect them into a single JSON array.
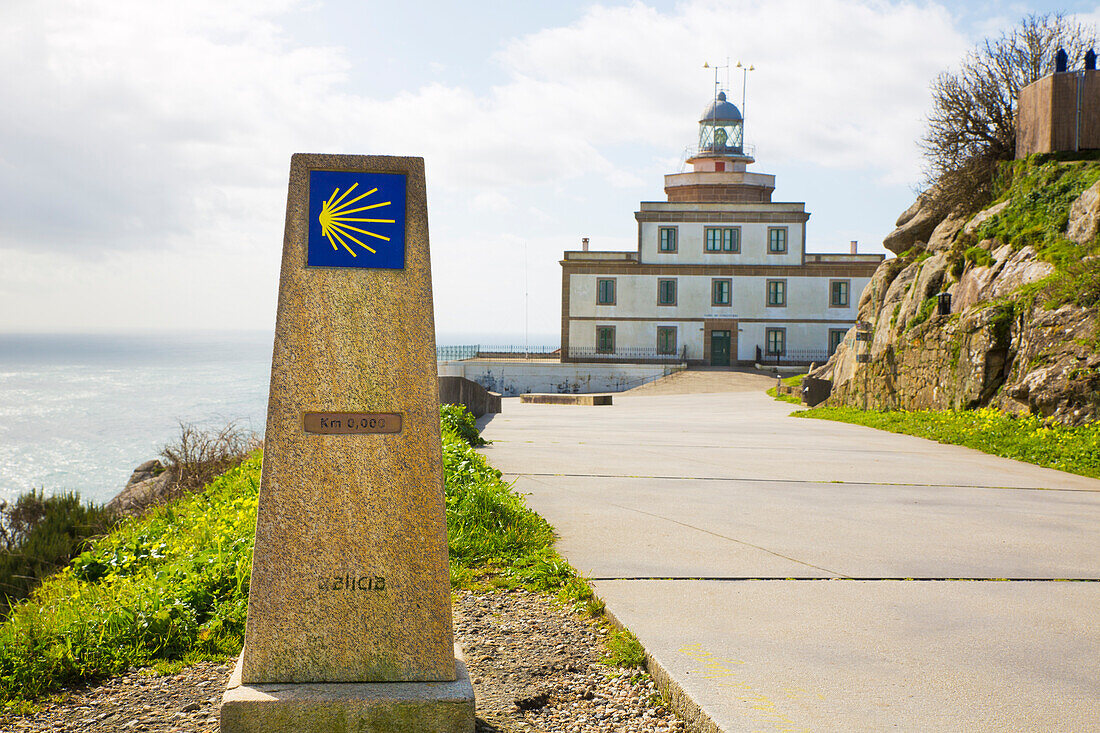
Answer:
[{"xmin": 0, "ymin": 333, "xmax": 273, "ymax": 505}]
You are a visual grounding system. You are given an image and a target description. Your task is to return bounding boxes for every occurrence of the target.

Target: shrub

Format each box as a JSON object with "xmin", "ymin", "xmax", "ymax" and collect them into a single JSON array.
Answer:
[
  {"xmin": 905, "ymin": 296, "xmax": 940, "ymax": 331},
  {"xmin": 439, "ymin": 404, "xmax": 487, "ymax": 447},
  {"xmin": 0, "ymin": 491, "xmax": 115, "ymax": 617},
  {"xmin": 160, "ymin": 422, "xmax": 259, "ymax": 498},
  {"xmin": 964, "ymin": 246, "xmax": 993, "ymax": 268}
]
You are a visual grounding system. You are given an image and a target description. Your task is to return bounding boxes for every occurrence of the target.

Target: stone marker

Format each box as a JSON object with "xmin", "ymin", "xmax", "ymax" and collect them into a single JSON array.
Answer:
[{"xmin": 220, "ymin": 154, "xmax": 474, "ymax": 733}]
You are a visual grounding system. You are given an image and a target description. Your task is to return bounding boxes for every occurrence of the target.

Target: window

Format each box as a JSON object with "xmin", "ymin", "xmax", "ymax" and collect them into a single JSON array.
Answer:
[
  {"xmin": 597, "ymin": 278, "xmax": 616, "ymax": 305},
  {"xmin": 766, "ymin": 279, "xmax": 786, "ymax": 307},
  {"xmin": 768, "ymin": 227, "xmax": 788, "ymax": 254},
  {"xmin": 712, "ymin": 278, "xmax": 732, "ymax": 306},
  {"xmin": 596, "ymin": 326, "xmax": 615, "ymax": 354},
  {"xmin": 658, "ymin": 227, "xmax": 678, "ymax": 252},
  {"xmin": 658, "ymin": 278, "xmax": 677, "ymax": 306},
  {"xmin": 828, "ymin": 329, "xmax": 846, "ymax": 355},
  {"xmin": 657, "ymin": 326, "xmax": 677, "ymax": 355},
  {"xmin": 705, "ymin": 227, "xmax": 740, "ymax": 253},
  {"xmin": 830, "ymin": 279, "xmax": 850, "ymax": 307},
  {"xmin": 766, "ymin": 328, "xmax": 786, "ymax": 356}
]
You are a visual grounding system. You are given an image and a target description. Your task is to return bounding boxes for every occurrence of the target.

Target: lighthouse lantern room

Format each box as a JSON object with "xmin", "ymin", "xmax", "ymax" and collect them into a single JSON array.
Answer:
[{"xmin": 698, "ymin": 91, "xmax": 744, "ymax": 155}]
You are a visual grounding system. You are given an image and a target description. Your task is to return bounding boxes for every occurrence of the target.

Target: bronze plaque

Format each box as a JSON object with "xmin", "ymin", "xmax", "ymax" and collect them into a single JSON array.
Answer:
[{"xmin": 303, "ymin": 412, "xmax": 402, "ymax": 434}]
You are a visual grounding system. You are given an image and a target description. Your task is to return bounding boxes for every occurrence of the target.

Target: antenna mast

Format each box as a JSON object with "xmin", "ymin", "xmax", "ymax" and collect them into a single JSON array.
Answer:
[{"xmin": 736, "ymin": 60, "xmax": 754, "ymax": 147}]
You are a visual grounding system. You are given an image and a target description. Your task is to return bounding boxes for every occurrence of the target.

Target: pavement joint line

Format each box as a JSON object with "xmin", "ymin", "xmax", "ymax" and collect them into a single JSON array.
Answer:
[
  {"xmin": 588, "ymin": 576, "xmax": 1100, "ymax": 582},
  {"xmin": 504, "ymin": 471, "xmax": 1099, "ymax": 493},
  {"xmin": 515, "ymin": 475, "xmax": 850, "ymax": 578},
  {"xmin": 605, "ymin": 501, "xmax": 850, "ymax": 579}
]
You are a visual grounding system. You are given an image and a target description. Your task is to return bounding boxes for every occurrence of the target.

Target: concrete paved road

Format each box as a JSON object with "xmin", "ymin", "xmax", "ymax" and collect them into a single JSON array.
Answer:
[{"xmin": 477, "ymin": 381, "xmax": 1100, "ymax": 731}]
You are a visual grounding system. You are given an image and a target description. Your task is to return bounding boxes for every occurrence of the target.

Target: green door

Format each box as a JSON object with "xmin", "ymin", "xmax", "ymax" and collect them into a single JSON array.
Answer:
[{"xmin": 710, "ymin": 330, "xmax": 731, "ymax": 366}]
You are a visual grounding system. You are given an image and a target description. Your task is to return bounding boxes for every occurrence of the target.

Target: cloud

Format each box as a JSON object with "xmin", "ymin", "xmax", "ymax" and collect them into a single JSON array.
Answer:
[{"xmin": 0, "ymin": 0, "xmax": 982, "ymax": 334}]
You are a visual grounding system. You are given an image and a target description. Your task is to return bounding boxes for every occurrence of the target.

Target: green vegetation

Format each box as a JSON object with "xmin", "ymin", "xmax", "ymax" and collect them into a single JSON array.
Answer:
[
  {"xmin": 0, "ymin": 491, "xmax": 116, "ymax": 618},
  {"xmin": 0, "ymin": 457, "xmax": 259, "ymax": 712},
  {"xmin": 905, "ymin": 296, "xmax": 939, "ymax": 331},
  {"xmin": 0, "ymin": 406, "xmax": 649, "ymax": 712},
  {"xmin": 964, "ymin": 245, "xmax": 993, "ymax": 268},
  {"xmin": 442, "ymin": 421, "xmax": 563, "ymax": 590},
  {"xmin": 602, "ymin": 628, "xmax": 646, "ymax": 668},
  {"xmin": 440, "ymin": 403, "xmax": 488, "ymax": 447},
  {"xmin": 979, "ymin": 155, "xmax": 1100, "ymax": 260},
  {"xmin": 766, "ymin": 373, "xmax": 805, "ymax": 405},
  {"xmin": 966, "ymin": 156, "xmax": 1100, "ymax": 311},
  {"xmin": 796, "ymin": 406, "xmax": 1100, "ymax": 479}
]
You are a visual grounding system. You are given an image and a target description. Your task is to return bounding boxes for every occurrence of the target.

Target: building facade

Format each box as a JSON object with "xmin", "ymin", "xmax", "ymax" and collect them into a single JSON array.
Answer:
[{"xmin": 561, "ymin": 91, "xmax": 883, "ymax": 366}]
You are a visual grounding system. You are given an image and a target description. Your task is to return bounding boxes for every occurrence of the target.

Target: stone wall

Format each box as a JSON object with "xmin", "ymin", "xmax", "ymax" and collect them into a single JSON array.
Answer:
[
  {"xmin": 826, "ymin": 305, "xmax": 1013, "ymax": 412},
  {"xmin": 438, "ymin": 376, "xmax": 501, "ymax": 417}
]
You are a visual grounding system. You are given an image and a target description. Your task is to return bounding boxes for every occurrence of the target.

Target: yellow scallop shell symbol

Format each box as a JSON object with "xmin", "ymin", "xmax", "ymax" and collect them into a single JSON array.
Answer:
[{"xmin": 318, "ymin": 183, "xmax": 395, "ymax": 257}]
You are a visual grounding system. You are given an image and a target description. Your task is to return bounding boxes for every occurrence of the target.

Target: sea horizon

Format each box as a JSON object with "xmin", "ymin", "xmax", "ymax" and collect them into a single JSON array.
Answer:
[{"xmin": 0, "ymin": 330, "xmax": 558, "ymax": 506}]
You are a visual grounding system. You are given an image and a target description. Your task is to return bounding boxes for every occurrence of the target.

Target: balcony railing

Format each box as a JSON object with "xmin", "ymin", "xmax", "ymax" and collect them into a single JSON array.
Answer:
[
  {"xmin": 678, "ymin": 144, "xmax": 757, "ymax": 171},
  {"xmin": 755, "ymin": 346, "xmax": 829, "ymax": 366},
  {"xmin": 566, "ymin": 346, "xmax": 687, "ymax": 364}
]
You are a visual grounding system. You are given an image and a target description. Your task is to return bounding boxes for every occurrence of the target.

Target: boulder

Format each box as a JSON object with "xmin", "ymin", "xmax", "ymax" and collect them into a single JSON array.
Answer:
[
  {"xmin": 998, "ymin": 304, "xmax": 1100, "ymax": 424},
  {"xmin": 871, "ymin": 260, "xmax": 920, "ymax": 355},
  {"xmin": 882, "ymin": 191, "xmax": 949, "ymax": 255},
  {"xmin": 856, "ymin": 257, "xmax": 907, "ymax": 317},
  {"xmin": 951, "ymin": 244, "xmax": 1053, "ymax": 312},
  {"xmin": 926, "ymin": 209, "xmax": 969, "ymax": 252},
  {"xmin": 990, "ymin": 246, "xmax": 1054, "ymax": 298},
  {"xmin": 962, "ymin": 200, "xmax": 1009, "ymax": 235},
  {"xmin": 895, "ymin": 253, "xmax": 949, "ymax": 330},
  {"xmin": 1067, "ymin": 179, "xmax": 1100, "ymax": 244},
  {"xmin": 107, "ymin": 460, "xmax": 175, "ymax": 516}
]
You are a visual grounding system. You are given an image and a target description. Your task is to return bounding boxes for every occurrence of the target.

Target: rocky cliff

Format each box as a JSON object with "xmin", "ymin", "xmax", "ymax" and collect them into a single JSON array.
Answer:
[{"xmin": 813, "ymin": 155, "xmax": 1100, "ymax": 425}]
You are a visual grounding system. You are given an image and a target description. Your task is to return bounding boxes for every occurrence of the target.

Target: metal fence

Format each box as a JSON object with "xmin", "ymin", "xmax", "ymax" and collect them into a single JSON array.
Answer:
[
  {"xmin": 476, "ymin": 345, "xmax": 560, "ymax": 358},
  {"xmin": 565, "ymin": 346, "xmax": 687, "ymax": 363},
  {"xmin": 436, "ymin": 344, "xmax": 560, "ymax": 361},
  {"xmin": 755, "ymin": 346, "xmax": 829, "ymax": 365},
  {"xmin": 436, "ymin": 345, "xmax": 479, "ymax": 361}
]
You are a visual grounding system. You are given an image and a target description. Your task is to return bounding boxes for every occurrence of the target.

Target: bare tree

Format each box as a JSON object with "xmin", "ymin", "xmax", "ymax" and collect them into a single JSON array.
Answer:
[{"xmin": 921, "ymin": 13, "xmax": 1096, "ymax": 211}]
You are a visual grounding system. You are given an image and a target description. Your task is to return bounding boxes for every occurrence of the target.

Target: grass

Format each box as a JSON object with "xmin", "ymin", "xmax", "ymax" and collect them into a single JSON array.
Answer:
[
  {"xmin": 602, "ymin": 628, "xmax": 646, "ymax": 668},
  {"xmin": 766, "ymin": 373, "xmax": 805, "ymax": 405},
  {"xmin": 796, "ymin": 406, "xmax": 1100, "ymax": 479},
  {"xmin": 0, "ymin": 456, "xmax": 259, "ymax": 712},
  {"xmin": 0, "ymin": 406, "xmax": 643, "ymax": 712}
]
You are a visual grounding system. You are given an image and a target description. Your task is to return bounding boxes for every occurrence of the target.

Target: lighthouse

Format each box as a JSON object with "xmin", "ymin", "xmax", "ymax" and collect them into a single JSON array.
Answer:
[{"xmin": 559, "ymin": 87, "xmax": 883, "ymax": 367}]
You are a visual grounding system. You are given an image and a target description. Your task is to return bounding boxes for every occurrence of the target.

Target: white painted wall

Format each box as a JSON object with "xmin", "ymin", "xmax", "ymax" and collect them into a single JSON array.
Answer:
[
  {"xmin": 568, "ymin": 319, "xmax": 704, "ymax": 359},
  {"xmin": 639, "ymin": 220, "xmax": 805, "ymax": 265},
  {"xmin": 573, "ymin": 273, "xmax": 865, "ymax": 319},
  {"xmin": 567, "ymin": 273, "xmax": 872, "ymax": 360}
]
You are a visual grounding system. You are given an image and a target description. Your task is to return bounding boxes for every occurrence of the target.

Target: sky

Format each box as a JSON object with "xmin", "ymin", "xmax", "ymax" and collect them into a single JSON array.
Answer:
[{"xmin": 1, "ymin": 0, "xmax": 1098, "ymax": 344}]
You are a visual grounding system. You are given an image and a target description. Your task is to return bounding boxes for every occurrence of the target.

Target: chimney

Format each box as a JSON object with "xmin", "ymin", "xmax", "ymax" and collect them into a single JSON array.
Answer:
[
  {"xmin": 1087, "ymin": 49, "xmax": 1096, "ymax": 71},
  {"xmin": 850, "ymin": 240, "xmax": 858, "ymax": 255},
  {"xmin": 1057, "ymin": 48, "xmax": 1068, "ymax": 72},
  {"xmin": 581, "ymin": 237, "xmax": 589, "ymax": 252}
]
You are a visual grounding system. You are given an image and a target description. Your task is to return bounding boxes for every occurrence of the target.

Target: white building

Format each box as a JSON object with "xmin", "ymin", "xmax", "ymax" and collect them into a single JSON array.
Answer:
[{"xmin": 560, "ymin": 91, "xmax": 883, "ymax": 366}]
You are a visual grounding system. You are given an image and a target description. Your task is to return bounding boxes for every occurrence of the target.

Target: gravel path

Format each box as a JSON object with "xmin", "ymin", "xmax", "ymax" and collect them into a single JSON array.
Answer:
[{"xmin": 4, "ymin": 589, "xmax": 684, "ymax": 733}]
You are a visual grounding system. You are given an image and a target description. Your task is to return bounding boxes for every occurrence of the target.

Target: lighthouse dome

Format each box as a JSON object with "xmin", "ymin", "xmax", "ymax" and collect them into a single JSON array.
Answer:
[{"xmin": 699, "ymin": 91, "xmax": 742, "ymax": 123}]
